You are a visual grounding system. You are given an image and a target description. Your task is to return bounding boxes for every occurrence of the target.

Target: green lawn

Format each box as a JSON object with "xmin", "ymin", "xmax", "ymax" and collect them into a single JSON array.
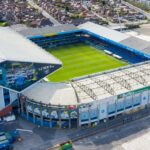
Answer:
[{"xmin": 47, "ymin": 43, "xmax": 128, "ymax": 82}]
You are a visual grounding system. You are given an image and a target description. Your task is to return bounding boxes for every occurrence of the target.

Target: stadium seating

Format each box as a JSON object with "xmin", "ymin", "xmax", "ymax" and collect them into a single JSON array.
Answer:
[
  {"xmin": 30, "ymin": 32, "xmax": 148, "ymax": 64},
  {"xmin": 85, "ymin": 36, "xmax": 147, "ymax": 64}
]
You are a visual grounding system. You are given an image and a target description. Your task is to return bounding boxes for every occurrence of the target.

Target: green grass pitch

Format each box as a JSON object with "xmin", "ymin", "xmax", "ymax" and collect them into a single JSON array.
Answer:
[{"xmin": 47, "ymin": 43, "xmax": 128, "ymax": 82}]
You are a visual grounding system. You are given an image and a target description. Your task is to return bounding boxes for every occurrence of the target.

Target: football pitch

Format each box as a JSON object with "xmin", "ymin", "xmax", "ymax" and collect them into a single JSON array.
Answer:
[{"xmin": 47, "ymin": 43, "xmax": 128, "ymax": 82}]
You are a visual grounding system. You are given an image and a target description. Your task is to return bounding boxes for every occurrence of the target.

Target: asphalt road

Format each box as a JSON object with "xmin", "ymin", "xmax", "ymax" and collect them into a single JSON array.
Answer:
[
  {"xmin": 72, "ymin": 116, "xmax": 150, "ymax": 150},
  {"xmin": 1, "ymin": 115, "xmax": 150, "ymax": 150},
  {"xmin": 26, "ymin": 0, "xmax": 61, "ymax": 26}
]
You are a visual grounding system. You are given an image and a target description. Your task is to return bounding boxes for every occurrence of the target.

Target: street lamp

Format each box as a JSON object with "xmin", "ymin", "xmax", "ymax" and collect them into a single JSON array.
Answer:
[{"xmin": 115, "ymin": 9, "xmax": 122, "ymax": 32}]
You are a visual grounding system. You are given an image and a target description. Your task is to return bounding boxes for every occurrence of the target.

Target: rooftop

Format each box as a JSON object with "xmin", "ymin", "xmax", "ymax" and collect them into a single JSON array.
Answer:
[
  {"xmin": 0, "ymin": 27, "xmax": 61, "ymax": 65},
  {"xmin": 23, "ymin": 82, "xmax": 78, "ymax": 106},
  {"xmin": 23, "ymin": 61, "xmax": 150, "ymax": 105},
  {"xmin": 121, "ymin": 29, "xmax": 150, "ymax": 56},
  {"xmin": 79, "ymin": 22, "xmax": 150, "ymax": 56},
  {"xmin": 72, "ymin": 61, "xmax": 150, "ymax": 104},
  {"xmin": 78, "ymin": 22, "xmax": 130, "ymax": 42},
  {"xmin": 17, "ymin": 22, "xmax": 150, "ymax": 57},
  {"xmin": 18, "ymin": 24, "xmax": 78, "ymax": 37}
]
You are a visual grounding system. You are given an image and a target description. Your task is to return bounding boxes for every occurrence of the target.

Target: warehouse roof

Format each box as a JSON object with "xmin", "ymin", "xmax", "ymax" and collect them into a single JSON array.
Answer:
[
  {"xmin": 72, "ymin": 61, "xmax": 150, "ymax": 104},
  {"xmin": 0, "ymin": 27, "xmax": 61, "ymax": 64},
  {"xmin": 23, "ymin": 82, "xmax": 78, "ymax": 105},
  {"xmin": 78, "ymin": 22, "xmax": 130, "ymax": 42},
  {"xmin": 18, "ymin": 24, "xmax": 78, "ymax": 37}
]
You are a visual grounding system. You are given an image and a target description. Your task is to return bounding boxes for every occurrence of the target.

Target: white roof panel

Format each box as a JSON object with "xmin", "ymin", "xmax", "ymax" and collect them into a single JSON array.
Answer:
[
  {"xmin": 72, "ymin": 61, "xmax": 150, "ymax": 104},
  {"xmin": 78, "ymin": 22, "xmax": 130, "ymax": 42},
  {"xmin": 0, "ymin": 27, "xmax": 61, "ymax": 65},
  {"xmin": 23, "ymin": 82, "xmax": 78, "ymax": 105}
]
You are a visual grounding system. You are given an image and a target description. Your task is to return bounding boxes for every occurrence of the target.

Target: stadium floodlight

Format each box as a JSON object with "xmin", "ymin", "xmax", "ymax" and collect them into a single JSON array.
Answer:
[{"xmin": 115, "ymin": 8, "xmax": 122, "ymax": 32}]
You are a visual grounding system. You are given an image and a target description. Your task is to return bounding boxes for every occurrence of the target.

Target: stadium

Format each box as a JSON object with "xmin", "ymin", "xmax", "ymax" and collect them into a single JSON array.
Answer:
[{"xmin": 1, "ymin": 22, "xmax": 150, "ymax": 128}]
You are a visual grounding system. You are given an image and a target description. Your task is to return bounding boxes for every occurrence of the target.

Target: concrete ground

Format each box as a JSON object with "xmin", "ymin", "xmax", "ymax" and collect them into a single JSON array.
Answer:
[
  {"xmin": 135, "ymin": 24, "xmax": 150, "ymax": 36},
  {"xmin": 0, "ymin": 117, "xmax": 79, "ymax": 150},
  {"xmin": 1, "ymin": 115, "xmax": 150, "ymax": 150},
  {"xmin": 125, "ymin": 25, "xmax": 150, "ymax": 42}
]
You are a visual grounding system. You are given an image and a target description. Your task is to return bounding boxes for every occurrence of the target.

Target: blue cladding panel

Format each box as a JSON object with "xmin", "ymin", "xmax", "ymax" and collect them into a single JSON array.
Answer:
[
  {"xmin": 57, "ymin": 30, "xmax": 83, "ymax": 35},
  {"xmin": 3, "ymin": 88, "xmax": 10, "ymax": 107},
  {"xmin": 27, "ymin": 35, "xmax": 44, "ymax": 39},
  {"xmin": 125, "ymin": 99, "xmax": 132, "ymax": 109},
  {"xmin": 22, "ymin": 113, "xmax": 52, "ymax": 128},
  {"xmin": 117, "ymin": 102, "xmax": 124, "ymax": 112},
  {"xmin": 108, "ymin": 104, "xmax": 116, "ymax": 114},
  {"xmin": 80, "ymin": 111, "xmax": 89, "ymax": 122},
  {"xmin": 133, "ymin": 96, "xmax": 140, "ymax": 106},
  {"xmin": 4, "ymin": 94, "xmax": 10, "ymax": 99},
  {"xmin": 90, "ymin": 109, "xmax": 98, "ymax": 120}
]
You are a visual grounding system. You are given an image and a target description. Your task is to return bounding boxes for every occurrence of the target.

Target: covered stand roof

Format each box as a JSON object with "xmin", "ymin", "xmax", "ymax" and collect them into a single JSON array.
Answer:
[
  {"xmin": 0, "ymin": 27, "xmax": 62, "ymax": 65},
  {"xmin": 71, "ymin": 61, "xmax": 150, "ymax": 104},
  {"xmin": 18, "ymin": 24, "xmax": 78, "ymax": 38},
  {"xmin": 78, "ymin": 22, "xmax": 130, "ymax": 42},
  {"xmin": 23, "ymin": 82, "xmax": 78, "ymax": 106},
  {"xmin": 23, "ymin": 61, "xmax": 150, "ymax": 106},
  {"xmin": 79, "ymin": 22, "xmax": 150, "ymax": 57}
]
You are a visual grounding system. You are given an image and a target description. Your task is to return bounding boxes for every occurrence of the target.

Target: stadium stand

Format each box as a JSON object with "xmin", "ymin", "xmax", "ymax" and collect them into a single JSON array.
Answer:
[
  {"xmin": 2, "ymin": 23, "xmax": 149, "ymax": 129},
  {"xmin": 27, "ymin": 30, "xmax": 149, "ymax": 64}
]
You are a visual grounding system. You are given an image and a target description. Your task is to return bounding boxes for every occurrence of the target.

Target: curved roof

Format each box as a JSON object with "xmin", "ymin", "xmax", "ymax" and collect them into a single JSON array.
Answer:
[
  {"xmin": 23, "ymin": 82, "xmax": 78, "ymax": 105},
  {"xmin": 0, "ymin": 27, "xmax": 62, "ymax": 65}
]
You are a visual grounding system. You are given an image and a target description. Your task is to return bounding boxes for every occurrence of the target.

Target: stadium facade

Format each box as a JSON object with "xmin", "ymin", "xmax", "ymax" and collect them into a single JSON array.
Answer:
[
  {"xmin": 0, "ymin": 27, "xmax": 62, "ymax": 117},
  {"xmin": 1, "ymin": 22, "xmax": 150, "ymax": 128}
]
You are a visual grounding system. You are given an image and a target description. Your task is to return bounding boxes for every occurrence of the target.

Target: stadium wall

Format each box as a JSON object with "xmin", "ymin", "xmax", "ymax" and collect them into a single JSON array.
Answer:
[
  {"xmin": 20, "ymin": 84, "xmax": 150, "ymax": 128},
  {"xmin": 0, "ymin": 60, "xmax": 61, "ymax": 116},
  {"xmin": 20, "ymin": 29, "xmax": 150, "ymax": 128},
  {"xmin": 0, "ymin": 87, "xmax": 19, "ymax": 117}
]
